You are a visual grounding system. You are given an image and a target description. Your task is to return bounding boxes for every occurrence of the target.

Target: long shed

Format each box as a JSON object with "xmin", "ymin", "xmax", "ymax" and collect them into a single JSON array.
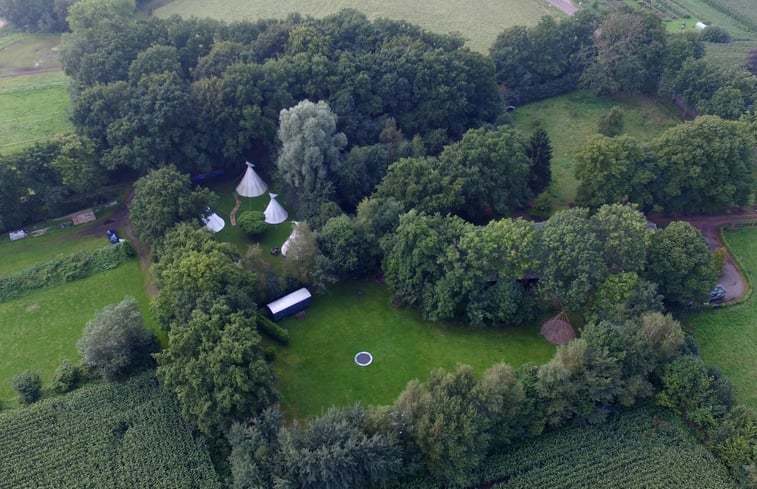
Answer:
[{"xmin": 266, "ymin": 288, "xmax": 312, "ymax": 321}]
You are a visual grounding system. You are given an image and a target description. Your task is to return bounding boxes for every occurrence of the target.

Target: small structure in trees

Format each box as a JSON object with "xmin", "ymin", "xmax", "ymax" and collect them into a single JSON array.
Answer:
[
  {"xmin": 266, "ymin": 288, "xmax": 312, "ymax": 321},
  {"xmin": 540, "ymin": 310, "xmax": 576, "ymax": 345},
  {"xmin": 235, "ymin": 161, "xmax": 267, "ymax": 197},
  {"xmin": 202, "ymin": 210, "xmax": 225, "ymax": 233},
  {"xmin": 281, "ymin": 221, "xmax": 300, "ymax": 256},
  {"xmin": 264, "ymin": 193, "xmax": 288, "ymax": 224}
]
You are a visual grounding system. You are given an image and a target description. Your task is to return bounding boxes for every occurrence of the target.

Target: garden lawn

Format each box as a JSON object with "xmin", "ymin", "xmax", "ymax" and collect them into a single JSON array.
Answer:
[
  {"xmin": 510, "ymin": 91, "xmax": 679, "ymax": 206},
  {"xmin": 0, "ymin": 260, "xmax": 161, "ymax": 404},
  {"xmin": 687, "ymin": 227, "xmax": 757, "ymax": 409},
  {"xmin": 155, "ymin": 0, "xmax": 555, "ymax": 53},
  {"xmin": 0, "ymin": 71, "xmax": 70, "ymax": 154},
  {"xmin": 273, "ymin": 280, "xmax": 555, "ymax": 419},
  {"xmin": 0, "ymin": 229, "xmax": 103, "ymax": 276}
]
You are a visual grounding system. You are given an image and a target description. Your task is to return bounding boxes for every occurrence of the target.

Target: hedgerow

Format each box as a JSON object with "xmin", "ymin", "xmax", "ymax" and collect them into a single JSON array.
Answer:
[
  {"xmin": 0, "ymin": 372, "xmax": 220, "ymax": 489},
  {"xmin": 0, "ymin": 241, "xmax": 134, "ymax": 303}
]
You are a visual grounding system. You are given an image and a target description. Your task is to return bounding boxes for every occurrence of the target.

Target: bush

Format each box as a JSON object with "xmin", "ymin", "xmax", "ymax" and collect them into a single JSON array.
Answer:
[
  {"xmin": 52, "ymin": 360, "xmax": 81, "ymax": 394},
  {"xmin": 263, "ymin": 346, "xmax": 277, "ymax": 362},
  {"xmin": 77, "ymin": 297, "xmax": 159, "ymax": 381},
  {"xmin": 713, "ymin": 247, "xmax": 727, "ymax": 274},
  {"xmin": 257, "ymin": 314, "xmax": 290, "ymax": 345},
  {"xmin": 700, "ymin": 26, "xmax": 731, "ymax": 43},
  {"xmin": 12, "ymin": 370, "xmax": 42, "ymax": 404},
  {"xmin": 237, "ymin": 210, "xmax": 267, "ymax": 236}
]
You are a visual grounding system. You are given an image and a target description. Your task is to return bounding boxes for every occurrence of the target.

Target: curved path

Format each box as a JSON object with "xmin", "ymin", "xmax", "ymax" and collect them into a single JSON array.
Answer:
[
  {"xmin": 652, "ymin": 209, "xmax": 757, "ymax": 302},
  {"xmin": 230, "ymin": 192, "xmax": 241, "ymax": 226}
]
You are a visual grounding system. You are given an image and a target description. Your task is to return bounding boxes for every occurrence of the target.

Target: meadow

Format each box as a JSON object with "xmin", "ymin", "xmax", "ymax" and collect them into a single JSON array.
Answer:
[
  {"xmin": 510, "ymin": 91, "xmax": 679, "ymax": 206},
  {"xmin": 273, "ymin": 280, "xmax": 555, "ymax": 419},
  {"xmin": 154, "ymin": 0, "xmax": 557, "ymax": 53},
  {"xmin": 0, "ymin": 372, "xmax": 221, "ymax": 488},
  {"xmin": 0, "ymin": 260, "xmax": 160, "ymax": 403},
  {"xmin": 687, "ymin": 226, "xmax": 757, "ymax": 409}
]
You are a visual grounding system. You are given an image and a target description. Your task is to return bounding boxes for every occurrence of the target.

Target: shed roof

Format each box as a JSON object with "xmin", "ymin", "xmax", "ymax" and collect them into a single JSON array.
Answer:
[{"xmin": 266, "ymin": 288, "xmax": 312, "ymax": 315}]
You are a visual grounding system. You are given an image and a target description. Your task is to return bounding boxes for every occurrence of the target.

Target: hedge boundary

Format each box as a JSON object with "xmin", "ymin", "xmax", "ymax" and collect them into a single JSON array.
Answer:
[{"xmin": 0, "ymin": 241, "xmax": 135, "ymax": 303}]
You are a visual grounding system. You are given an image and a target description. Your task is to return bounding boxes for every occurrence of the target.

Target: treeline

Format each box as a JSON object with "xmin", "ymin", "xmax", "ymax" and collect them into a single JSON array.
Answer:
[{"xmin": 227, "ymin": 313, "xmax": 757, "ymax": 488}]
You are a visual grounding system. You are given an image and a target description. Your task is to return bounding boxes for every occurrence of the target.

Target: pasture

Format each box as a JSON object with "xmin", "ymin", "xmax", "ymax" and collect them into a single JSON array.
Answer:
[
  {"xmin": 154, "ymin": 0, "xmax": 559, "ymax": 53},
  {"xmin": 510, "ymin": 91, "xmax": 679, "ymax": 206},
  {"xmin": 0, "ymin": 229, "xmax": 103, "ymax": 276},
  {"xmin": 0, "ymin": 71, "xmax": 71, "ymax": 155},
  {"xmin": 0, "ymin": 372, "xmax": 221, "ymax": 489},
  {"xmin": 0, "ymin": 260, "xmax": 160, "ymax": 403},
  {"xmin": 273, "ymin": 280, "xmax": 555, "ymax": 419},
  {"xmin": 688, "ymin": 226, "xmax": 757, "ymax": 409}
]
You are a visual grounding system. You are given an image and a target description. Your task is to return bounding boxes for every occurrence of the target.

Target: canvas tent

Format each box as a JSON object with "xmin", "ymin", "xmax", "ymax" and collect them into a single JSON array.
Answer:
[
  {"xmin": 264, "ymin": 193, "xmax": 288, "ymax": 224},
  {"xmin": 540, "ymin": 311, "xmax": 576, "ymax": 345},
  {"xmin": 281, "ymin": 221, "xmax": 300, "ymax": 256},
  {"xmin": 266, "ymin": 288, "xmax": 312, "ymax": 321},
  {"xmin": 203, "ymin": 211, "xmax": 225, "ymax": 233},
  {"xmin": 236, "ymin": 161, "xmax": 267, "ymax": 197}
]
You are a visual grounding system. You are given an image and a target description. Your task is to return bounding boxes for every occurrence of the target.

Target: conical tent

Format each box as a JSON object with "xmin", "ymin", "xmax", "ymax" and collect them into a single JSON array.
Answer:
[
  {"xmin": 236, "ymin": 161, "xmax": 267, "ymax": 197},
  {"xmin": 203, "ymin": 212, "xmax": 225, "ymax": 233},
  {"xmin": 540, "ymin": 311, "xmax": 576, "ymax": 345},
  {"xmin": 281, "ymin": 221, "xmax": 300, "ymax": 256},
  {"xmin": 264, "ymin": 193, "xmax": 288, "ymax": 224}
]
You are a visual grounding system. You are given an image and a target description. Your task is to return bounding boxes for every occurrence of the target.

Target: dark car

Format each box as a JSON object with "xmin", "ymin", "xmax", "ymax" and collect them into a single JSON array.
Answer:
[
  {"xmin": 106, "ymin": 229, "xmax": 119, "ymax": 244},
  {"xmin": 709, "ymin": 284, "xmax": 727, "ymax": 302}
]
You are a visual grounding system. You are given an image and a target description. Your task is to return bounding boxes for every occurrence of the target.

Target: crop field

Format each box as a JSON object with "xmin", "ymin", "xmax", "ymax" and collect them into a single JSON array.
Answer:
[
  {"xmin": 510, "ymin": 91, "xmax": 679, "ymax": 206},
  {"xmin": 0, "ymin": 260, "xmax": 160, "ymax": 403},
  {"xmin": 154, "ymin": 0, "xmax": 559, "ymax": 53},
  {"xmin": 0, "ymin": 372, "xmax": 221, "ymax": 489},
  {"xmin": 687, "ymin": 226, "xmax": 757, "ymax": 409},
  {"xmin": 475, "ymin": 408, "xmax": 737, "ymax": 489},
  {"xmin": 273, "ymin": 280, "xmax": 555, "ymax": 419},
  {"xmin": 0, "ymin": 71, "xmax": 71, "ymax": 155}
]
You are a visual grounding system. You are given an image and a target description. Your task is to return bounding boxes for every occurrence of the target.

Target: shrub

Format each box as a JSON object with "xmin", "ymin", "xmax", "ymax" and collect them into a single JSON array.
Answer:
[
  {"xmin": 52, "ymin": 360, "xmax": 81, "ymax": 394},
  {"xmin": 263, "ymin": 346, "xmax": 277, "ymax": 362},
  {"xmin": 12, "ymin": 370, "xmax": 42, "ymax": 404},
  {"xmin": 257, "ymin": 314, "xmax": 290, "ymax": 345},
  {"xmin": 713, "ymin": 247, "xmax": 727, "ymax": 274},
  {"xmin": 700, "ymin": 26, "xmax": 731, "ymax": 43},
  {"xmin": 237, "ymin": 210, "xmax": 267, "ymax": 236}
]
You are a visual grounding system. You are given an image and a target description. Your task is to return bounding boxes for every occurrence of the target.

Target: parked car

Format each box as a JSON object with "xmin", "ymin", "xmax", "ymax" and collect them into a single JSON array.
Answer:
[{"xmin": 709, "ymin": 284, "xmax": 727, "ymax": 302}]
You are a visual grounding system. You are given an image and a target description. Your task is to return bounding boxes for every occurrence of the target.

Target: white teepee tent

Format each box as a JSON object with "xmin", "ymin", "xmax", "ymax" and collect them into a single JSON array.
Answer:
[
  {"xmin": 281, "ymin": 221, "xmax": 300, "ymax": 256},
  {"xmin": 203, "ymin": 212, "xmax": 225, "ymax": 233},
  {"xmin": 264, "ymin": 193, "xmax": 288, "ymax": 224},
  {"xmin": 236, "ymin": 161, "xmax": 267, "ymax": 197}
]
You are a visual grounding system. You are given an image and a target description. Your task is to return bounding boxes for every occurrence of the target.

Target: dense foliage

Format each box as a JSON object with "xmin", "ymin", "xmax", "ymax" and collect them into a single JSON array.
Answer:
[{"xmin": 0, "ymin": 372, "xmax": 221, "ymax": 488}]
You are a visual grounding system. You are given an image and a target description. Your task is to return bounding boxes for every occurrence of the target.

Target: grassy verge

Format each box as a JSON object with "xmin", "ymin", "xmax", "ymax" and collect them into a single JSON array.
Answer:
[
  {"xmin": 510, "ymin": 91, "xmax": 679, "ymax": 206},
  {"xmin": 687, "ymin": 226, "xmax": 757, "ymax": 409},
  {"xmin": 154, "ymin": 0, "xmax": 557, "ymax": 53},
  {"xmin": 272, "ymin": 279, "xmax": 555, "ymax": 419},
  {"xmin": 0, "ymin": 260, "xmax": 161, "ymax": 404},
  {"xmin": 0, "ymin": 71, "xmax": 71, "ymax": 154}
]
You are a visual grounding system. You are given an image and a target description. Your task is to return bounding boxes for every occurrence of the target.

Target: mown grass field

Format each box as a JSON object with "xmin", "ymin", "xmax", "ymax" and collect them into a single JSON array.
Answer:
[
  {"xmin": 273, "ymin": 280, "xmax": 555, "ymax": 419},
  {"xmin": 0, "ymin": 260, "xmax": 160, "ymax": 404},
  {"xmin": 687, "ymin": 227, "xmax": 757, "ymax": 409},
  {"xmin": 0, "ymin": 372, "xmax": 221, "ymax": 488},
  {"xmin": 0, "ymin": 32, "xmax": 62, "ymax": 75},
  {"xmin": 0, "ymin": 71, "xmax": 71, "ymax": 155},
  {"xmin": 154, "ymin": 0, "xmax": 559, "ymax": 53},
  {"xmin": 0, "ymin": 230, "xmax": 103, "ymax": 276},
  {"xmin": 510, "ymin": 91, "xmax": 679, "ymax": 206}
]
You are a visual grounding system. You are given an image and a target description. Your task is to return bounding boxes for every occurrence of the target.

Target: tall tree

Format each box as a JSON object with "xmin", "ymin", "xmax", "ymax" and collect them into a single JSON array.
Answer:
[{"xmin": 525, "ymin": 128, "xmax": 553, "ymax": 196}]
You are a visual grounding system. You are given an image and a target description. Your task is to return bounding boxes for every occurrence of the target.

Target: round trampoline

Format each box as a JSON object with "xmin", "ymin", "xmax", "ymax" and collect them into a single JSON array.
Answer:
[{"xmin": 354, "ymin": 351, "xmax": 373, "ymax": 367}]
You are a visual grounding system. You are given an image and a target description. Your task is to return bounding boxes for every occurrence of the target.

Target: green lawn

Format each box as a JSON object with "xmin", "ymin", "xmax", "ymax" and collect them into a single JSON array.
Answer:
[
  {"xmin": 510, "ymin": 91, "xmax": 679, "ymax": 206},
  {"xmin": 0, "ymin": 260, "xmax": 161, "ymax": 404},
  {"xmin": 0, "ymin": 71, "xmax": 71, "ymax": 154},
  {"xmin": 0, "ymin": 32, "xmax": 62, "ymax": 75},
  {"xmin": 273, "ymin": 280, "xmax": 555, "ymax": 419},
  {"xmin": 155, "ymin": 0, "xmax": 558, "ymax": 53},
  {"xmin": 687, "ymin": 227, "xmax": 757, "ymax": 409},
  {"xmin": 0, "ymin": 230, "xmax": 104, "ymax": 276}
]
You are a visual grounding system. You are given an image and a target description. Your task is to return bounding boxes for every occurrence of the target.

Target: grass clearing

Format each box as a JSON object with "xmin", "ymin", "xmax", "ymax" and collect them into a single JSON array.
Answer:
[
  {"xmin": 0, "ymin": 32, "xmax": 62, "ymax": 75},
  {"xmin": 0, "ymin": 260, "xmax": 161, "ymax": 404},
  {"xmin": 687, "ymin": 227, "xmax": 757, "ymax": 409},
  {"xmin": 0, "ymin": 372, "xmax": 221, "ymax": 489},
  {"xmin": 0, "ymin": 230, "xmax": 103, "ymax": 276},
  {"xmin": 273, "ymin": 279, "xmax": 555, "ymax": 419},
  {"xmin": 155, "ymin": 0, "xmax": 558, "ymax": 53},
  {"xmin": 510, "ymin": 91, "xmax": 679, "ymax": 206},
  {"xmin": 0, "ymin": 71, "xmax": 71, "ymax": 154}
]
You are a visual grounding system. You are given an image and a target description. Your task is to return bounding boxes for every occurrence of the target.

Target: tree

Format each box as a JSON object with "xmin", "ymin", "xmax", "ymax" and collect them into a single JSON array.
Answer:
[
  {"xmin": 316, "ymin": 214, "xmax": 374, "ymax": 283},
  {"xmin": 281, "ymin": 221, "xmax": 322, "ymax": 287},
  {"xmin": 745, "ymin": 48, "xmax": 757, "ymax": 76},
  {"xmin": 11, "ymin": 370, "xmax": 42, "ymax": 404},
  {"xmin": 376, "ymin": 156, "xmax": 464, "ymax": 216},
  {"xmin": 156, "ymin": 302, "xmax": 276, "ymax": 437},
  {"xmin": 590, "ymin": 203, "xmax": 649, "ymax": 274},
  {"xmin": 128, "ymin": 166, "xmax": 215, "ymax": 246},
  {"xmin": 0, "ymin": 0, "xmax": 72, "ymax": 32},
  {"xmin": 652, "ymin": 116, "xmax": 755, "ymax": 213},
  {"xmin": 525, "ymin": 128, "xmax": 553, "ymax": 197},
  {"xmin": 538, "ymin": 208, "xmax": 606, "ymax": 312},
  {"xmin": 645, "ymin": 221, "xmax": 717, "ymax": 304},
  {"xmin": 276, "ymin": 99, "xmax": 347, "ymax": 210},
  {"xmin": 581, "ymin": 10, "xmax": 666, "ymax": 95},
  {"xmin": 575, "ymin": 134, "xmax": 654, "ymax": 209},
  {"xmin": 77, "ymin": 296, "xmax": 158, "ymax": 381},
  {"xmin": 51, "ymin": 359, "xmax": 80, "ymax": 394},
  {"xmin": 597, "ymin": 106, "xmax": 625, "ymax": 137},
  {"xmin": 237, "ymin": 210, "xmax": 266, "ymax": 236}
]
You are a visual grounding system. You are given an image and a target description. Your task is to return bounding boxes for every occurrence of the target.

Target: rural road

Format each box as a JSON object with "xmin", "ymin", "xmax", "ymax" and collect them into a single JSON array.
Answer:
[{"xmin": 546, "ymin": 0, "xmax": 578, "ymax": 16}]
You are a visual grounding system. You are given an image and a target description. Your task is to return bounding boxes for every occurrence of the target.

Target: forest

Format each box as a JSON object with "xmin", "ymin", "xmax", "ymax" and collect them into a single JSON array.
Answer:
[{"xmin": 0, "ymin": 0, "xmax": 756, "ymax": 487}]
